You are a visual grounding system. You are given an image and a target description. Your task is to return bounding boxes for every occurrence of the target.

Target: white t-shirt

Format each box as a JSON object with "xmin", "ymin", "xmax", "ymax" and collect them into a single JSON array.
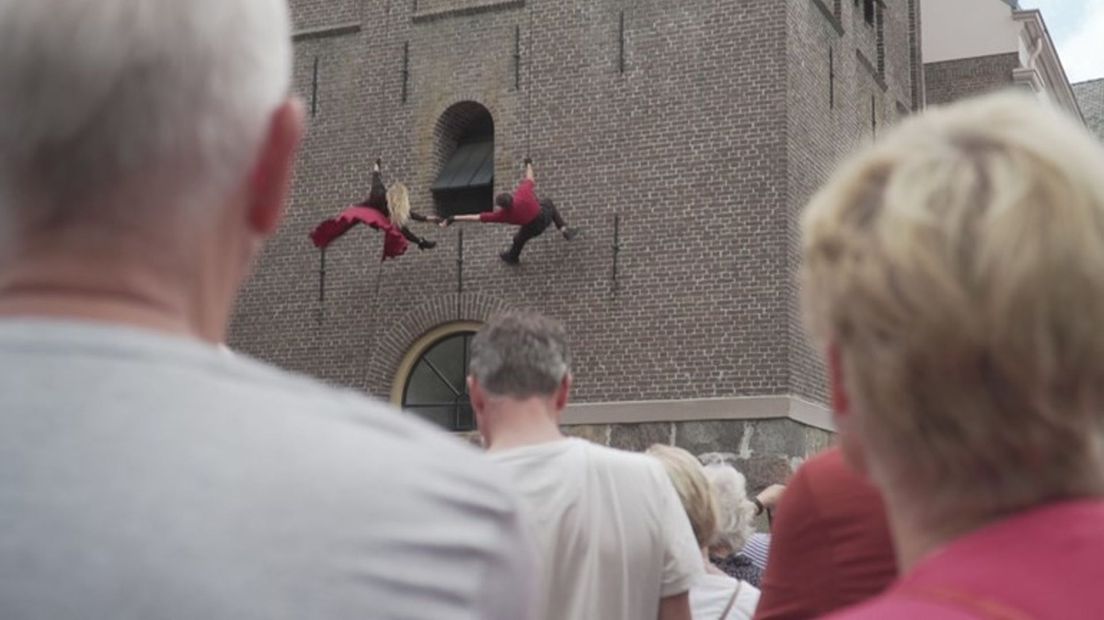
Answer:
[
  {"xmin": 691, "ymin": 573, "xmax": 761, "ymax": 620},
  {"xmin": 489, "ymin": 437, "xmax": 702, "ymax": 620},
  {"xmin": 0, "ymin": 320, "xmax": 536, "ymax": 620}
]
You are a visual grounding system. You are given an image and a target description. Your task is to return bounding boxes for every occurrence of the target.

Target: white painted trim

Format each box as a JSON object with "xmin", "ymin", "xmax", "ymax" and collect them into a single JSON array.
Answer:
[
  {"xmin": 562, "ymin": 395, "xmax": 835, "ymax": 431},
  {"xmin": 1013, "ymin": 10, "xmax": 1083, "ymax": 121}
]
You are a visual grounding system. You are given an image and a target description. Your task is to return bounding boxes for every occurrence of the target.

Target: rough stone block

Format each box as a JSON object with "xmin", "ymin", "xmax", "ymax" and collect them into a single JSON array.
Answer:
[
  {"xmin": 562, "ymin": 424, "xmax": 610, "ymax": 445},
  {"xmin": 609, "ymin": 422, "xmax": 672, "ymax": 453},
  {"xmin": 674, "ymin": 420, "xmax": 747, "ymax": 457}
]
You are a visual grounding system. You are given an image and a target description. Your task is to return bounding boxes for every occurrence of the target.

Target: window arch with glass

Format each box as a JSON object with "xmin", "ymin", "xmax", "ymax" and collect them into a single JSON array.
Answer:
[{"xmin": 398, "ymin": 326, "xmax": 479, "ymax": 432}]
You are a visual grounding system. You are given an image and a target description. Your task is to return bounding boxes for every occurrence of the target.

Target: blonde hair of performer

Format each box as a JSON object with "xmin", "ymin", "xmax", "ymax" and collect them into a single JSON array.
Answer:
[{"xmin": 387, "ymin": 183, "xmax": 411, "ymax": 227}]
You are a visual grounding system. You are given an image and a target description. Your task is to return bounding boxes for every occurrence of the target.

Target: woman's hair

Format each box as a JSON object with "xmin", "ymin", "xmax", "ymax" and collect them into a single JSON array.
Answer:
[
  {"xmin": 801, "ymin": 92, "xmax": 1104, "ymax": 526},
  {"xmin": 386, "ymin": 182, "xmax": 411, "ymax": 227},
  {"xmin": 703, "ymin": 463, "xmax": 755, "ymax": 556},
  {"xmin": 647, "ymin": 444, "xmax": 718, "ymax": 549},
  {"xmin": 495, "ymin": 193, "xmax": 513, "ymax": 209}
]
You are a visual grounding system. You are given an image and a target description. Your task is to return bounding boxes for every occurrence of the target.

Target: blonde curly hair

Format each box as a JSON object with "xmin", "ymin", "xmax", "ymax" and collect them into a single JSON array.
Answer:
[{"xmin": 386, "ymin": 182, "xmax": 411, "ymax": 227}]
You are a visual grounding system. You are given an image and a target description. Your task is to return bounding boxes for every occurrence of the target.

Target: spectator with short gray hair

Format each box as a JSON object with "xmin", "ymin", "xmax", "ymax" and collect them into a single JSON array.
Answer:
[
  {"xmin": 0, "ymin": 1, "xmax": 535, "ymax": 618},
  {"xmin": 470, "ymin": 310, "xmax": 702, "ymax": 620}
]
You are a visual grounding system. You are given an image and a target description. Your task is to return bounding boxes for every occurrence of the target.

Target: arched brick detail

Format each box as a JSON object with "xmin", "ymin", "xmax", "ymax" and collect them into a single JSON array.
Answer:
[
  {"xmin": 410, "ymin": 94, "xmax": 509, "ymax": 223},
  {"xmin": 430, "ymin": 100, "xmax": 495, "ymax": 174},
  {"xmin": 364, "ymin": 292, "xmax": 513, "ymax": 396}
]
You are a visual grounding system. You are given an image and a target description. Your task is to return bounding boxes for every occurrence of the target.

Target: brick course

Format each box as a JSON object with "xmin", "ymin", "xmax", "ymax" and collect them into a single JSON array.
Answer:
[{"xmin": 924, "ymin": 52, "xmax": 1019, "ymax": 107}]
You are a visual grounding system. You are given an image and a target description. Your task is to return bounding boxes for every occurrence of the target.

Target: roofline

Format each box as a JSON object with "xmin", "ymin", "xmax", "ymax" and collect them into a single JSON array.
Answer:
[{"xmin": 1014, "ymin": 9, "xmax": 1085, "ymax": 123}]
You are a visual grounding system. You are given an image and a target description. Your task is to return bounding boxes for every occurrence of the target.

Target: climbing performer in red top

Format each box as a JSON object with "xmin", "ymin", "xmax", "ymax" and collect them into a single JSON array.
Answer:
[{"xmin": 442, "ymin": 158, "xmax": 576, "ymax": 265}]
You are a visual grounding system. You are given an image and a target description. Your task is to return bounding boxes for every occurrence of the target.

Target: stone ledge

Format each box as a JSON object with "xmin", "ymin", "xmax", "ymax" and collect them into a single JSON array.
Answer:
[
  {"xmin": 413, "ymin": 0, "xmax": 524, "ymax": 23},
  {"xmin": 856, "ymin": 48, "xmax": 888, "ymax": 92},
  {"xmin": 292, "ymin": 22, "xmax": 362, "ymax": 42},
  {"xmin": 809, "ymin": 0, "xmax": 844, "ymax": 36},
  {"xmin": 562, "ymin": 395, "xmax": 834, "ymax": 431}
]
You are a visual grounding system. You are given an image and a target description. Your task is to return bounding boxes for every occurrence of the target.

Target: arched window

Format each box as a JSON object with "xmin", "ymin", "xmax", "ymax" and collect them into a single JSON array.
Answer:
[
  {"xmin": 396, "ymin": 324, "xmax": 480, "ymax": 431},
  {"xmin": 431, "ymin": 101, "xmax": 494, "ymax": 217}
]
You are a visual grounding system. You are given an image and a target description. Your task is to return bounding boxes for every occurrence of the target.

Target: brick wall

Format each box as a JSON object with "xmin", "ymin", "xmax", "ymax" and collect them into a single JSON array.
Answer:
[
  {"xmin": 784, "ymin": 0, "xmax": 919, "ymax": 404},
  {"xmin": 231, "ymin": 0, "xmax": 920, "ymax": 453},
  {"xmin": 290, "ymin": 0, "xmax": 359, "ymax": 31},
  {"xmin": 924, "ymin": 53, "xmax": 1019, "ymax": 106},
  {"xmin": 1074, "ymin": 78, "xmax": 1104, "ymax": 142}
]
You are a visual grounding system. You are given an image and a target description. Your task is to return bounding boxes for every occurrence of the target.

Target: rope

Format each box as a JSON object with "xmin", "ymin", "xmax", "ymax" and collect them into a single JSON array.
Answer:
[
  {"xmin": 374, "ymin": 259, "xmax": 385, "ymax": 299},
  {"xmin": 525, "ymin": 2, "xmax": 535, "ymax": 156}
]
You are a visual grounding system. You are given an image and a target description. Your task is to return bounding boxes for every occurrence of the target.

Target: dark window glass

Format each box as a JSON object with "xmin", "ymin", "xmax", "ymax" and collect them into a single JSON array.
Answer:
[
  {"xmin": 402, "ymin": 332, "xmax": 476, "ymax": 431},
  {"xmin": 433, "ymin": 107, "xmax": 494, "ymax": 217}
]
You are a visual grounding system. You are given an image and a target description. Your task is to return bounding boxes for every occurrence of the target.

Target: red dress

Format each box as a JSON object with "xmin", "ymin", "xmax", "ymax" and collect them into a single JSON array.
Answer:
[{"xmin": 309, "ymin": 205, "xmax": 409, "ymax": 261}]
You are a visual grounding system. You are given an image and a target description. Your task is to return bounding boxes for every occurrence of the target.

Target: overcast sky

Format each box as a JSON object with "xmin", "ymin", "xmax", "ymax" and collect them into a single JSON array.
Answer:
[{"xmin": 1020, "ymin": 0, "xmax": 1104, "ymax": 83}]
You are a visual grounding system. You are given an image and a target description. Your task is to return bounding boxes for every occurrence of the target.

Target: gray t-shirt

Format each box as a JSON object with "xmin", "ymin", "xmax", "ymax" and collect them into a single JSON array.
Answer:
[{"xmin": 0, "ymin": 320, "xmax": 535, "ymax": 620}]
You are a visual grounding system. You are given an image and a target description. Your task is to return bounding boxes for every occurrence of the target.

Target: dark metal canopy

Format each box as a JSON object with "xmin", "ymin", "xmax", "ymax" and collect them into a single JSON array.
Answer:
[{"xmin": 431, "ymin": 140, "xmax": 494, "ymax": 192}]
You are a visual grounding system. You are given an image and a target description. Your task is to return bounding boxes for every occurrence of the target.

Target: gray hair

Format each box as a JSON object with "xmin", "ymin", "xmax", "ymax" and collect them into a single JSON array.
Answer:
[
  {"xmin": 0, "ymin": 0, "xmax": 292, "ymax": 235},
  {"xmin": 703, "ymin": 462, "xmax": 755, "ymax": 554},
  {"xmin": 469, "ymin": 311, "xmax": 571, "ymax": 398}
]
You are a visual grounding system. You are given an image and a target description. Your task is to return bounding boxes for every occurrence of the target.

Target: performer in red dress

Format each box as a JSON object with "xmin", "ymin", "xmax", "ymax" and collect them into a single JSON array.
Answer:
[{"xmin": 310, "ymin": 159, "xmax": 438, "ymax": 261}]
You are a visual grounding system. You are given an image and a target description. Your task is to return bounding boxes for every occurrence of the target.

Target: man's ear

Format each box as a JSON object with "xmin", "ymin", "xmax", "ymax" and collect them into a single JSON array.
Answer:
[
  {"xmin": 248, "ymin": 97, "xmax": 305, "ymax": 237},
  {"xmin": 828, "ymin": 343, "xmax": 869, "ymax": 475},
  {"xmin": 468, "ymin": 376, "xmax": 486, "ymax": 415},
  {"xmin": 553, "ymin": 373, "xmax": 572, "ymax": 413}
]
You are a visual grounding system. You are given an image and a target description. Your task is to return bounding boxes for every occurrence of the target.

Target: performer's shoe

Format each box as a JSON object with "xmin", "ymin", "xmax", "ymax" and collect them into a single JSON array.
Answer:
[
  {"xmin": 562, "ymin": 227, "xmax": 579, "ymax": 241},
  {"xmin": 418, "ymin": 240, "xmax": 437, "ymax": 250},
  {"xmin": 499, "ymin": 251, "xmax": 520, "ymax": 265}
]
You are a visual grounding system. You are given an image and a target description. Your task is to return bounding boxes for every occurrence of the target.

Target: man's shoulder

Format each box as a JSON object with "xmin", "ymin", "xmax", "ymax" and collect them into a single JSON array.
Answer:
[
  {"xmin": 575, "ymin": 441, "xmax": 669, "ymax": 484},
  {"xmin": 1, "ymin": 321, "xmax": 510, "ymax": 508},
  {"xmin": 496, "ymin": 439, "xmax": 663, "ymax": 484},
  {"xmin": 226, "ymin": 356, "xmax": 498, "ymax": 475}
]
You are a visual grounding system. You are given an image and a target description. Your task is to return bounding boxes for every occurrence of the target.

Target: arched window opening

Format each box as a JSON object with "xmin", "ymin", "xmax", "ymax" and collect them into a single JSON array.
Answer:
[{"xmin": 431, "ymin": 102, "xmax": 494, "ymax": 217}]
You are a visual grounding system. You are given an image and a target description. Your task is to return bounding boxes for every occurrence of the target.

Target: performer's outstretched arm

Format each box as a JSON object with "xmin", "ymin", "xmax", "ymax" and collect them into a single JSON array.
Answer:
[
  {"xmin": 443, "ymin": 213, "xmax": 490, "ymax": 225},
  {"xmin": 409, "ymin": 211, "xmax": 440, "ymax": 223}
]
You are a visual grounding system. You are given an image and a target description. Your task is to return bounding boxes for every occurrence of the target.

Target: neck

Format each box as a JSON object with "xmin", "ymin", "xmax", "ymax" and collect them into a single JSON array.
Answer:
[
  {"xmin": 0, "ymin": 243, "xmax": 227, "ymax": 343},
  {"xmin": 483, "ymin": 396, "xmax": 564, "ymax": 452},
  {"xmin": 882, "ymin": 487, "xmax": 995, "ymax": 573}
]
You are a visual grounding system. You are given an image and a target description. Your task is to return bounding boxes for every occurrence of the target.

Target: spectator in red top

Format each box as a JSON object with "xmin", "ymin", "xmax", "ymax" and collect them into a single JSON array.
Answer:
[
  {"xmin": 444, "ymin": 158, "xmax": 576, "ymax": 264},
  {"xmin": 753, "ymin": 447, "xmax": 897, "ymax": 620},
  {"xmin": 801, "ymin": 93, "xmax": 1104, "ymax": 619}
]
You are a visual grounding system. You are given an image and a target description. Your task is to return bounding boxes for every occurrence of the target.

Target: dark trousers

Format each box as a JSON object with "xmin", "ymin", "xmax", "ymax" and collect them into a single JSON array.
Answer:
[{"xmin": 506, "ymin": 199, "xmax": 566, "ymax": 261}]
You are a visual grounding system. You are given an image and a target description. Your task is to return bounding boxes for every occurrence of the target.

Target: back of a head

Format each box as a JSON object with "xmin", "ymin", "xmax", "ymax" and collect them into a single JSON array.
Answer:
[
  {"xmin": 495, "ymin": 193, "xmax": 514, "ymax": 209},
  {"xmin": 470, "ymin": 310, "xmax": 571, "ymax": 398},
  {"xmin": 702, "ymin": 463, "xmax": 754, "ymax": 554},
  {"xmin": 801, "ymin": 93, "xmax": 1104, "ymax": 523},
  {"xmin": 0, "ymin": 0, "xmax": 292, "ymax": 245},
  {"xmin": 647, "ymin": 444, "xmax": 718, "ymax": 549},
  {"xmin": 387, "ymin": 183, "xmax": 411, "ymax": 227}
]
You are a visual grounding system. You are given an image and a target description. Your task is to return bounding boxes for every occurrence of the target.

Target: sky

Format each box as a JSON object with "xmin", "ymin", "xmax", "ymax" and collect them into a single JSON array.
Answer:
[{"xmin": 1020, "ymin": 0, "xmax": 1104, "ymax": 83}]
